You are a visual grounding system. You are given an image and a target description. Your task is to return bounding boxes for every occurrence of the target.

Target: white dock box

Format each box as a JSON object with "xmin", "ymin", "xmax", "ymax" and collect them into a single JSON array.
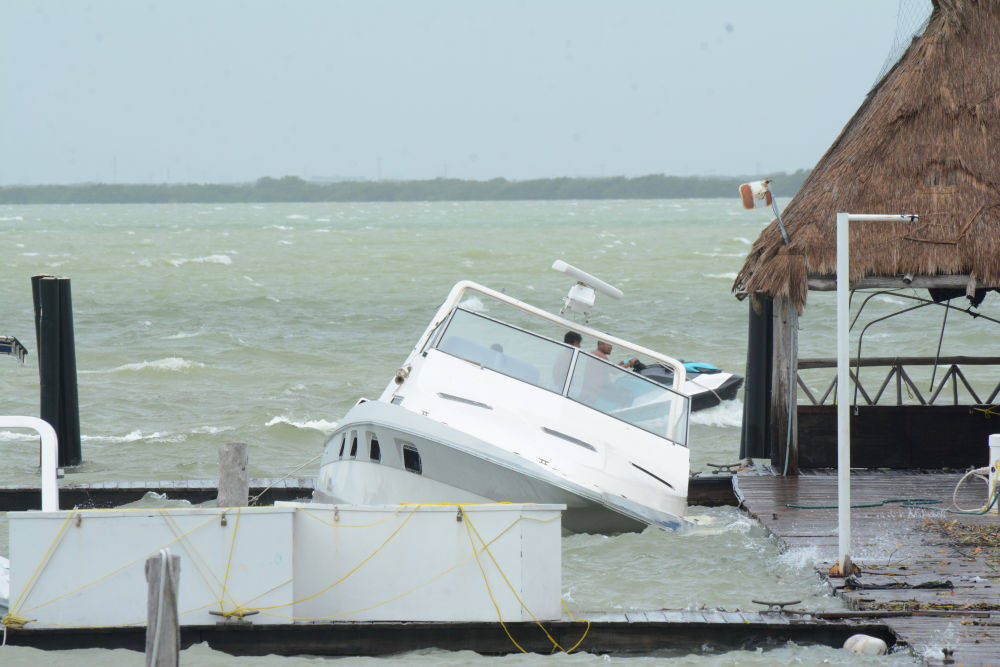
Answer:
[
  {"xmin": 285, "ymin": 502, "xmax": 563, "ymax": 622},
  {"xmin": 7, "ymin": 506, "xmax": 296, "ymax": 627},
  {"xmin": 6, "ymin": 502, "xmax": 562, "ymax": 627}
]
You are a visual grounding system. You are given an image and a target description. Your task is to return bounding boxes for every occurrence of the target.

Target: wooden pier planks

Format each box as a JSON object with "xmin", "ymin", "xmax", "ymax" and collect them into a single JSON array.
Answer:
[{"xmin": 738, "ymin": 470, "xmax": 1000, "ymax": 666}]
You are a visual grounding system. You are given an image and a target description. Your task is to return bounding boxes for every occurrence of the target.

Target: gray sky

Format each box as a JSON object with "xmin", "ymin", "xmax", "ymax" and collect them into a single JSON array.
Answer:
[{"xmin": 1, "ymin": 1, "xmax": 916, "ymax": 184}]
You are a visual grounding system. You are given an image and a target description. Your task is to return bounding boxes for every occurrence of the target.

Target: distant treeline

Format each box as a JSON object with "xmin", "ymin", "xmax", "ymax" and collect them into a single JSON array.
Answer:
[{"xmin": 0, "ymin": 171, "xmax": 809, "ymax": 204}]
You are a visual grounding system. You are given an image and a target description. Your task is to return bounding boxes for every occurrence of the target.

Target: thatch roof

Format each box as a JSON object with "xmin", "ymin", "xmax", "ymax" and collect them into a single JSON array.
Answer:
[{"xmin": 734, "ymin": 0, "xmax": 1000, "ymax": 311}]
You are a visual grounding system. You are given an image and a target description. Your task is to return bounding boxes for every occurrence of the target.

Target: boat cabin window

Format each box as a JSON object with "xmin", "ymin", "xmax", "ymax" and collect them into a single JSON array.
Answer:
[
  {"xmin": 568, "ymin": 353, "xmax": 690, "ymax": 446},
  {"xmin": 338, "ymin": 435, "xmax": 345, "ymax": 458},
  {"xmin": 369, "ymin": 434, "xmax": 381, "ymax": 462},
  {"xmin": 402, "ymin": 444, "xmax": 422, "ymax": 474},
  {"xmin": 435, "ymin": 308, "xmax": 574, "ymax": 394},
  {"xmin": 349, "ymin": 433, "xmax": 358, "ymax": 457}
]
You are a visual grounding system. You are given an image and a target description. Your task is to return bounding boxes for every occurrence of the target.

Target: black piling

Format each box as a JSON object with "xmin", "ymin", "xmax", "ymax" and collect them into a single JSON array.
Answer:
[{"xmin": 31, "ymin": 274, "xmax": 82, "ymax": 466}]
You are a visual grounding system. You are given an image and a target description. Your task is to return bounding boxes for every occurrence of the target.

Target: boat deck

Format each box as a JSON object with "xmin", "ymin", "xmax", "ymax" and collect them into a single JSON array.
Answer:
[{"xmin": 737, "ymin": 469, "xmax": 1000, "ymax": 666}]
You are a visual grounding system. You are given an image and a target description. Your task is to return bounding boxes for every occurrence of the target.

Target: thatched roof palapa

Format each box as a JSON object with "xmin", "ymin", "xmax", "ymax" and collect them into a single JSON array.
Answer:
[{"xmin": 734, "ymin": 0, "xmax": 1000, "ymax": 312}]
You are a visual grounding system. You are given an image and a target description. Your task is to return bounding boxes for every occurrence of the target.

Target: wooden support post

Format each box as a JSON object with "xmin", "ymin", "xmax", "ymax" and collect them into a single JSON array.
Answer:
[
  {"xmin": 145, "ymin": 551, "xmax": 180, "ymax": 667},
  {"xmin": 770, "ymin": 296, "xmax": 799, "ymax": 474},
  {"xmin": 217, "ymin": 442, "xmax": 249, "ymax": 507}
]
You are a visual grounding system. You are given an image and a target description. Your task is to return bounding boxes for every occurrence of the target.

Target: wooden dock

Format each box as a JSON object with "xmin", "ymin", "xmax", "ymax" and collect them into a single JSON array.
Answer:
[
  {"xmin": 2, "ymin": 609, "xmax": 893, "ymax": 656},
  {"xmin": 737, "ymin": 469, "xmax": 1000, "ymax": 666},
  {"xmin": 0, "ymin": 473, "xmax": 738, "ymax": 511}
]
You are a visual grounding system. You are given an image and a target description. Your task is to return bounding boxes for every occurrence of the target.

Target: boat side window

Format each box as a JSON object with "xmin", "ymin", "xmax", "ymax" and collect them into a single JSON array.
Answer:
[
  {"xmin": 402, "ymin": 444, "xmax": 422, "ymax": 474},
  {"xmin": 338, "ymin": 435, "xmax": 345, "ymax": 458},
  {"xmin": 434, "ymin": 308, "xmax": 574, "ymax": 394},
  {"xmin": 369, "ymin": 433, "xmax": 381, "ymax": 462},
  {"xmin": 349, "ymin": 432, "xmax": 358, "ymax": 457}
]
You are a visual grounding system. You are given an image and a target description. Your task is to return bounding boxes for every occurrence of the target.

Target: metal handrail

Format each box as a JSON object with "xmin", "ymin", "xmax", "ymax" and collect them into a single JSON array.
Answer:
[{"xmin": 0, "ymin": 416, "xmax": 59, "ymax": 511}]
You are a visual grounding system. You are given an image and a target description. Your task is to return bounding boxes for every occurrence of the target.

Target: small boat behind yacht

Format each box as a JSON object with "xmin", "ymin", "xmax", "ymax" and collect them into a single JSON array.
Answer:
[{"xmin": 316, "ymin": 266, "xmax": 692, "ymax": 533}]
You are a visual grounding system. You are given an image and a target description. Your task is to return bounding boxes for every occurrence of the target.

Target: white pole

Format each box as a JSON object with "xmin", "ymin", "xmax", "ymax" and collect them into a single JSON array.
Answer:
[
  {"xmin": 0, "ymin": 415, "xmax": 59, "ymax": 512},
  {"xmin": 835, "ymin": 213, "xmax": 851, "ymax": 573},
  {"xmin": 835, "ymin": 213, "xmax": 916, "ymax": 573}
]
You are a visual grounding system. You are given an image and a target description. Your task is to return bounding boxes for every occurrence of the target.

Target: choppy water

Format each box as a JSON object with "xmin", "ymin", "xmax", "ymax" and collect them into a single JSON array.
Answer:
[{"xmin": 3, "ymin": 198, "xmax": 991, "ymax": 663}]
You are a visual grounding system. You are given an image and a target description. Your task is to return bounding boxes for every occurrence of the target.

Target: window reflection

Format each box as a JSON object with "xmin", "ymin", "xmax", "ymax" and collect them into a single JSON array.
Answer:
[{"xmin": 568, "ymin": 354, "xmax": 689, "ymax": 445}]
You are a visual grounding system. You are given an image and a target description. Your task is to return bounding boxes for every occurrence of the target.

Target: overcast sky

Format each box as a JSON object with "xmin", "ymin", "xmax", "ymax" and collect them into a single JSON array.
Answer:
[{"xmin": 1, "ymin": 1, "xmax": 921, "ymax": 184}]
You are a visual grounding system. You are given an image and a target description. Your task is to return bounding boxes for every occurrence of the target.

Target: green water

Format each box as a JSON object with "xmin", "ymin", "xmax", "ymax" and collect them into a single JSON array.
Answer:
[{"xmin": 5, "ymin": 198, "xmax": 988, "ymax": 663}]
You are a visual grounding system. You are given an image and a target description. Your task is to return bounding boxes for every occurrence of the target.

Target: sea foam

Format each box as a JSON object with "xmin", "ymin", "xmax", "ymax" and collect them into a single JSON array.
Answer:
[
  {"xmin": 265, "ymin": 416, "xmax": 338, "ymax": 434},
  {"xmin": 168, "ymin": 254, "xmax": 232, "ymax": 267}
]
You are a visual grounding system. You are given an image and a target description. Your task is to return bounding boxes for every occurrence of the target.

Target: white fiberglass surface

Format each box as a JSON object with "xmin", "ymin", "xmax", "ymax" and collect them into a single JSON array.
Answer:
[
  {"xmin": 568, "ymin": 353, "xmax": 689, "ymax": 445},
  {"xmin": 435, "ymin": 307, "xmax": 689, "ymax": 446},
  {"xmin": 437, "ymin": 308, "xmax": 574, "ymax": 394}
]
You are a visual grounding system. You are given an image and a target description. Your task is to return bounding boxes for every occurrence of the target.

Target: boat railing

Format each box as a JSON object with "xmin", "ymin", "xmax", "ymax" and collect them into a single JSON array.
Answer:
[{"xmin": 796, "ymin": 356, "xmax": 1000, "ymax": 407}]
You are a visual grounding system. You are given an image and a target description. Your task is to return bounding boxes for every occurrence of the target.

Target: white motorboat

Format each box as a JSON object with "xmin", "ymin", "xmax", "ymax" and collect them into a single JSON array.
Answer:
[{"xmin": 316, "ymin": 268, "xmax": 692, "ymax": 533}]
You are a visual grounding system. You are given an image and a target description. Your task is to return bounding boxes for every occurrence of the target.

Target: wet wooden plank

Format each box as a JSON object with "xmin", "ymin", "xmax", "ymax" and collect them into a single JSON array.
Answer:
[{"xmin": 739, "ymin": 470, "xmax": 1000, "ymax": 665}]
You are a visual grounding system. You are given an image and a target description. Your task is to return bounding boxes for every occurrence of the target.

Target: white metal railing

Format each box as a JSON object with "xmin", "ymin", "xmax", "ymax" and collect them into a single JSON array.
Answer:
[{"xmin": 0, "ymin": 416, "xmax": 59, "ymax": 511}]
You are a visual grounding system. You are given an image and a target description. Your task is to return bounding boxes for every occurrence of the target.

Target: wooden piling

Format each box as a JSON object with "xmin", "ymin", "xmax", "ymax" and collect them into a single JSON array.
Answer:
[
  {"xmin": 56, "ymin": 278, "xmax": 81, "ymax": 465},
  {"xmin": 144, "ymin": 551, "xmax": 180, "ymax": 667},
  {"xmin": 31, "ymin": 275, "xmax": 82, "ymax": 466},
  {"xmin": 770, "ymin": 296, "xmax": 798, "ymax": 474},
  {"xmin": 217, "ymin": 442, "xmax": 249, "ymax": 507}
]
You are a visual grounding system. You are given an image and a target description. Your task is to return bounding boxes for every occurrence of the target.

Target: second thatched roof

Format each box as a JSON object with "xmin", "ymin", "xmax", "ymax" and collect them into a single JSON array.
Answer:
[{"xmin": 734, "ymin": 0, "xmax": 1000, "ymax": 311}]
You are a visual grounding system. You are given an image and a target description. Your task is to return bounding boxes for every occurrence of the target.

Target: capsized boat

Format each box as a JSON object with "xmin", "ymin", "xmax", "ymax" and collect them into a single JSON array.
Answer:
[{"xmin": 316, "ymin": 270, "xmax": 692, "ymax": 534}]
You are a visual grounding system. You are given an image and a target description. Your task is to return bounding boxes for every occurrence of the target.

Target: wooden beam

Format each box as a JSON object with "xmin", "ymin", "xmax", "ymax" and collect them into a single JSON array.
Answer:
[
  {"xmin": 770, "ymin": 296, "xmax": 798, "ymax": 474},
  {"xmin": 806, "ymin": 274, "xmax": 980, "ymax": 291},
  {"xmin": 798, "ymin": 355, "xmax": 1000, "ymax": 369}
]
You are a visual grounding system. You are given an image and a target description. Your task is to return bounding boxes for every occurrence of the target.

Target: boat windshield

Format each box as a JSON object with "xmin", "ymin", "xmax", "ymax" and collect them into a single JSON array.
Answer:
[
  {"xmin": 434, "ymin": 308, "xmax": 689, "ymax": 445},
  {"xmin": 567, "ymin": 353, "xmax": 689, "ymax": 444},
  {"xmin": 437, "ymin": 308, "xmax": 573, "ymax": 394}
]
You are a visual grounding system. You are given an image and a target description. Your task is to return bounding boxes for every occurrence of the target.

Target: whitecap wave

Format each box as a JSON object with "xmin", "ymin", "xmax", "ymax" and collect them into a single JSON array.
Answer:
[
  {"xmin": 732, "ymin": 237, "xmax": 752, "ymax": 245},
  {"xmin": 82, "ymin": 430, "xmax": 184, "ymax": 443},
  {"xmin": 85, "ymin": 357, "xmax": 206, "ymax": 373},
  {"xmin": 0, "ymin": 215, "xmax": 24, "ymax": 221},
  {"xmin": 168, "ymin": 254, "xmax": 232, "ymax": 267},
  {"xmin": 264, "ymin": 224, "xmax": 293, "ymax": 230},
  {"xmin": 163, "ymin": 331, "xmax": 202, "ymax": 340},
  {"xmin": 702, "ymin": 272, "xmax": 738, "ymax": 280},
  {"xmin": 265, "ymin": 416, "xmax": 338, "ymax": 434},
  {"xmin": 285, "ymin": 214, "xmax": 308, "ymax": 220},
  {"xmin": 690, "ymin": 399, "xmax": 743, "ymax": 427},
  {"xmin": 190, "ymin": 425, "xmax": 235, "ymax": 435}
]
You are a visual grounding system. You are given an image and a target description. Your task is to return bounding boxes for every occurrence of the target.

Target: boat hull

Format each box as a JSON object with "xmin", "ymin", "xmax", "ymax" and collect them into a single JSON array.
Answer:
[{"xmin": 316, "ymin": 401, "xmax": 684, "ymax": 534}]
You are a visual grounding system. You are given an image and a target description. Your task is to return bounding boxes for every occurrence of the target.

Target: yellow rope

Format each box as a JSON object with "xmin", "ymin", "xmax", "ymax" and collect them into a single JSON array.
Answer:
[
  {"xmin": 157, "ymin": 510, "xmax": 225, "ymax": 604},
  {"xmin": 4, "ymin": 510, "xmax": 78, "ymax": 624},
  {"xmin": 225, "ymin": 503, "xmax": 422, "ymax": 616},
  {"xmin": 465, "ymin": 509, "xmax": 589, "ymax": 654},
  {"xmin": 18, "ymin": 512, "xmax": 221, "ymax": 616},
  {"xmin": 218, "ymin": 506, "xmax": 242, "ymax": 614},
  {"xmin": 245, "ymin": 511, "xmax": 548, "ymax": 621},
  {"xmin": 298, "ymin": 506, "xmax": 404, "ymax": 528},
  {"xmin": 462, "ymin": 506, "xmax": 528, "ymax": 653}
]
